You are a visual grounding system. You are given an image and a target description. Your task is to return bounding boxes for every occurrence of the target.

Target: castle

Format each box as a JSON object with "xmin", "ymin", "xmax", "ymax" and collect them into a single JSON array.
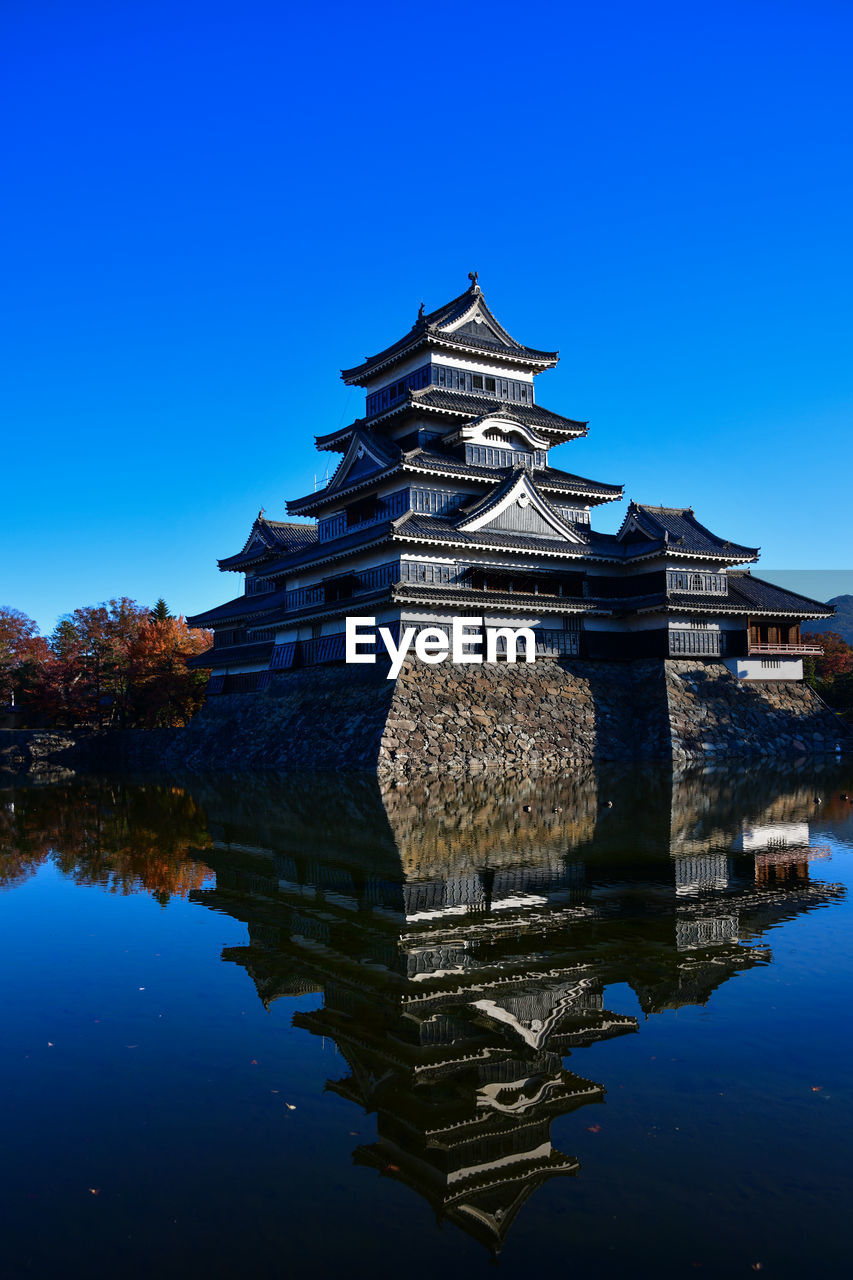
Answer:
[{"xmin": 188, "ymin": 277, "xmax": 831, "ymax": 694}]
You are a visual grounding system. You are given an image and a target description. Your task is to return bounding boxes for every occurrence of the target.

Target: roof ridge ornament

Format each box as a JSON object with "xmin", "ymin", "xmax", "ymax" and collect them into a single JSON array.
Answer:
[{"xmin": 468, "ymin": 269, "xmax": 480, "ymax": 292}]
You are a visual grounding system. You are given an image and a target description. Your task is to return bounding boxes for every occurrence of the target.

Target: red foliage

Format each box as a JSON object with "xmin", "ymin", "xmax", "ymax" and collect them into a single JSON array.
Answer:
[{"xmin": 2, "ymin": 599, "xmax": 211, "ymax": 729}]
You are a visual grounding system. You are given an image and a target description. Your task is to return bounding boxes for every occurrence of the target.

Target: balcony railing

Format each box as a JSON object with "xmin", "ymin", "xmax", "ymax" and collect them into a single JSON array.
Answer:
[{"xmin": 749, "ymin": 643, "xmax": 824, "ymax": 656}]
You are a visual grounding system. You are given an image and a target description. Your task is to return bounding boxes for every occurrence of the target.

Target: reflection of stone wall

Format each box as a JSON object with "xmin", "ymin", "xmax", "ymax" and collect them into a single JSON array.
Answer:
[
  {"xmin": 666, "ymin": 662, "xmax": 844, "ymax": 763},
  {"xmin": 380, "ymin": 768, "xmax": 599, "ymax": 876},
  {"xmin": 667, "ymin": 759, "xmax": 834, "ymax": 856}
]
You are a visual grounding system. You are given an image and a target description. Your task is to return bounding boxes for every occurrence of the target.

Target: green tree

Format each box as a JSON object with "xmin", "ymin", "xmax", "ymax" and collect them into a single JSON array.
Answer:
[{"xmin": 149, "ymin": 598, "xmax": 172, "ymax": 623}]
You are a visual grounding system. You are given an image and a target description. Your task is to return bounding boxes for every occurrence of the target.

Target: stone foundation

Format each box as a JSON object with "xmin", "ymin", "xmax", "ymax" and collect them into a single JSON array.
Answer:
[
  {"xmin": 1, "ymin": 658, "xmax": 847, "ymax": 779},
  {"xmin": 665, "ymin": 661, "xmax": 845, "ymax": 762},
  {"xmin": 378, "ymin": 657, "xmax": 670, "ymax": 776}
]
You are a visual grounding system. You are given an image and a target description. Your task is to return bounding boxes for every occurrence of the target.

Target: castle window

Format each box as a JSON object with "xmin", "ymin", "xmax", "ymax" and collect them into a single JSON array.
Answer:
[
  {"xmin": 472, "ymin": 374, "xmax": 484, "ymax": 390},
  {"xmin": 485, "ymin": 376, "xmax": 496, "ymax": 393}
]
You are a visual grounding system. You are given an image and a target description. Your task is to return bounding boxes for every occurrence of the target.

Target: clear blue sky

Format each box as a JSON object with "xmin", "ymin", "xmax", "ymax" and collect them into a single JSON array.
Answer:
[{"xmin": 2, "ymin": 0, "xmax": 851, "ymax": 633}]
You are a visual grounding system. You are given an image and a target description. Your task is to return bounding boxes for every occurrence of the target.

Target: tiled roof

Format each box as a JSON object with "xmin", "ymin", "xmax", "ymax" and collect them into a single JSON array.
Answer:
[
  {"xmin": 262, "ymin": 521, "xmax": 394, "ymax": 575},
  {"xmin": 219, "ymin": 519, "xmax": 317, "ymax": 569},
  {"xmin": 391, "ymin": 512, "xmax": 607, "ymax": 558},
  {"xmin": 402, "ymin": 388, "xmax": 587, "ymax": 434},
  {"xmin": 340, "ymin": 285, "xmax": 559, "ymax": 384},
  {"xmin": 186, "ymin": 640, "xmax": 275, "ymax": 670},
  {"xmin": 621, "ymin": 504, "xmax": 759, "ymax": 561},
  {"xmin": 262, "ymin": 520, "xmax": 318, "ymax": 549},
  {"xmin": 588, "ymin": 574, "xmax": 835, "ymax": 619},
  {"xmin": 727, "ymin": 572, "xmax": 834, "ymax": 616},
  {"xmin": 316, "ymin": 392, "xmax": 587, "ymax": 451},
  {"xmin": 402, "ymin": 449, "xmax": 622, "ymax": 498},
  {"xmin": 186, "ymin": 589, "xmax": 287, "ymax": 628},
  {"xmin": 391, "ymin": 583, "xmax": 604, "ymax": 614},
  {"xmin": 289, "ymin": 445, "xmax": 620, "ymax": 516}
]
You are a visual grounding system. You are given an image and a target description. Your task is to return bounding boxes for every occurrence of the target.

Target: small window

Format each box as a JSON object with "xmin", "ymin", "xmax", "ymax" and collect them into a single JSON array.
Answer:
[
  {"xmin": 472, "ymin": 374, "xmax": 483, "ymax": 390},
  {"xmin": 485, "ymin": 376, "xmax": 496, "ymax": 392}
]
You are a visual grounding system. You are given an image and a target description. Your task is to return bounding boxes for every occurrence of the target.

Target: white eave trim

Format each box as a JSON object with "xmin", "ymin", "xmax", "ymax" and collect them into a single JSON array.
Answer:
[
  {"xmin": 392, "ymin": 589, "xmax": 606, "ymax": 616},
  {"xmin": 400, "ymin": 459, "xmax": 618, "ymax": 502},
  {"xmin": 391, "ymin": 531, "xmax": 624, "ymax": 564}
]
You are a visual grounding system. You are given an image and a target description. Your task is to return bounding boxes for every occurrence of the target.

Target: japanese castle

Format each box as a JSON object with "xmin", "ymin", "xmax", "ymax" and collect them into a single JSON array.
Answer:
[{"xmin": 188, "ymin": 276, "xmax": 831, "ymax": 691}]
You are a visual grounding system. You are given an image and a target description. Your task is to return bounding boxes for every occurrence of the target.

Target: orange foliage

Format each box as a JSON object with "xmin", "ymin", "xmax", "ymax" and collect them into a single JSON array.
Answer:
[{"xmin": 0, "ymin": 781, "xmax": 215, "ymax": 902}]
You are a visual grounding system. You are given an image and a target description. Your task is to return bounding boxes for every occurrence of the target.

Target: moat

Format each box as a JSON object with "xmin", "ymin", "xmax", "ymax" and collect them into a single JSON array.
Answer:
[{"xmin": 2, "ymin": 762, "xmax": 852, "ymax": 1278}]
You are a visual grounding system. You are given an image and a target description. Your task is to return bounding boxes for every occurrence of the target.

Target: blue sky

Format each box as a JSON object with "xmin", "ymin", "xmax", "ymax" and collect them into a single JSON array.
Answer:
[{"xmin": 2, "ymin": 0, "xmax": 851, "ymax": 633}]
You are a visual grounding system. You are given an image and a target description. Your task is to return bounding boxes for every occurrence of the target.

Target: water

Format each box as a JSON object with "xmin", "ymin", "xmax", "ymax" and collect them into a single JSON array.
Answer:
[{"xmin": 1, "ymin": 762, "xmax": 852, "ymax": 1279}]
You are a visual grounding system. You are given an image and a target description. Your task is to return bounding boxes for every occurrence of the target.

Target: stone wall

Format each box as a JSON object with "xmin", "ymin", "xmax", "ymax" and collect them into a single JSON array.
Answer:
[
  {"xmin": 665, "ymin": 660, "xmax": 846, "ymax": 762},
  {"xmin": 378, "ymin": 657, "xmax": 669, "ymax": 777},
  {"xmin": 2, "ymin": 657, "xmax": 848, "ymax": 780}
]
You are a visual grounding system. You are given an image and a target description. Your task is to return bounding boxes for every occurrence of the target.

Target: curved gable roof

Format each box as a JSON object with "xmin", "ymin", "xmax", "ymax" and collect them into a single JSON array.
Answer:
[
  {"xmin": 340, "ymin": 282, "xmax": 559, "ymax": 385},
  {"xmin": 618, "ymin": 503, "xmax": 759, "ymax": 562}
]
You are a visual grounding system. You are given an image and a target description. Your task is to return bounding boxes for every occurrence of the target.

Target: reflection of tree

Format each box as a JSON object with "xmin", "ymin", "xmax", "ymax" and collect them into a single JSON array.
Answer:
[{"xmin": 0, "ymin": 782, "xmax": 213, "ymax": 901}]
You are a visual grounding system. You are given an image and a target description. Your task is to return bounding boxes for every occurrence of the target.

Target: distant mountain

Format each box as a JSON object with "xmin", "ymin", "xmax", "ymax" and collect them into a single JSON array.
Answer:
[{"xmin": 803, "ymin": 595, "xmax": 853, "ymax": 645}]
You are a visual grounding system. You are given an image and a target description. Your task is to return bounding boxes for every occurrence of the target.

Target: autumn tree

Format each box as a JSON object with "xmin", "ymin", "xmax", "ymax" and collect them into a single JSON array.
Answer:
[
  {"xmin": 0, "ymin": 607, "xmax": 47, "ymax": 706},
  {"xmin": 128, "ymin": 613, "xmax": 212, "ymax": 727},
  {"xmin": 45, "ymin": 598, "xmax": 148, "ymax": 727},
  {"xmin": 804, "ymin": 631, "xmax": 853, "ymax": 718}
]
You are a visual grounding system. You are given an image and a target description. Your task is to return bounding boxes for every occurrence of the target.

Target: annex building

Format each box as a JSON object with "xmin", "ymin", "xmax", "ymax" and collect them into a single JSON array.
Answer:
[{"xmin": 188, "ymin": 277, "xmax": 831, "ymax": 692}]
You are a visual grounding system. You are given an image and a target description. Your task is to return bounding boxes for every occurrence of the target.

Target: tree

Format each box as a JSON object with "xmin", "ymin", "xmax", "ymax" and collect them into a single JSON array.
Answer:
[
  {"xmin": 804, "ymin": 631, "xmax": 853, "ymax": 720},
  {"xmin": 128, "ymin": 615, "xmax": 212, "ymax": 727},
  {"xmin": 149, "ymin": 598, "xmax": 173, "ymax": 623},
  {"xmin": 45, "ymin": 599, "xmax": 148, "ymax": 727},
  {"xmin": 4, "ymin": 597, "xmax": 210, "ymax": 729},
  {"xmin": 0, "ymin": 607, "xmax": 44, "ymax": 705}
]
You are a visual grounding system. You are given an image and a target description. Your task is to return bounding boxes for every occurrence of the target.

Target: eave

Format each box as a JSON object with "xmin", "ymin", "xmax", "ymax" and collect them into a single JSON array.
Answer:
[
  {"xmin": 316, "ymin": 394, "xmax": 588, "ymax": 451},
  {"xmin": 390, "ymin": 529, "xmax": 625, "ymax": 564},
  {"xmin": 186, "ymin": 590, "xmax": 286, "ymax": 628},
  {"xmin": 628, "ymin": 600, "xmax": 833, "ymax": 620},
  {"xmin": 287, "ymin": 465, "xmax": 403, "ymax": 515},
  {"xmin": 261, "ymin": 528, "xmax": 393, "ymax": 578},
  {"xmin": 341, "ymin": 331, "xmax": 559, "ymax": 387},
  {"xmin": 391, "ymin": 585, "xmax": 610, "ymax": 616},
  {"xmin": 400, "ymin": 458, "xmax": 622, "ymax": 504}
]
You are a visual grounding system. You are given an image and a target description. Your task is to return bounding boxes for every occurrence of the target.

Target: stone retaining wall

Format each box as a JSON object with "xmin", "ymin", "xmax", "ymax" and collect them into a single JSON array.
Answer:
[
  {"xmin": 378, "ymin": 657, "xmax": 669, "ymax": 776},
  {"xmin": 2, "ymin": 658, "xmax": 847, "ymax": 779},
  {"xmin": 665, "ymin": 661, "xmax": 845, "ymax": 762}
]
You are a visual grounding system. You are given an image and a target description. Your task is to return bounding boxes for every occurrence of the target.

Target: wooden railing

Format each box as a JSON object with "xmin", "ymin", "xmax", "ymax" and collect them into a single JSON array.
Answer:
[{"xmin": 749, "ymin": 643, "xmax": 824, "ymax": 655}]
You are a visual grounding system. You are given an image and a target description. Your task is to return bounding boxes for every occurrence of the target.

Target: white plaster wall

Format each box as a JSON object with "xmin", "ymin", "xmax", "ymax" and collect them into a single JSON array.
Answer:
[
  {"xmin": 423, "ymin": 350, "xmax": 536, "ymax": 384},
  {"xmin": 723, "ymin": 657, "xmax": 804, "ymax": 681}
]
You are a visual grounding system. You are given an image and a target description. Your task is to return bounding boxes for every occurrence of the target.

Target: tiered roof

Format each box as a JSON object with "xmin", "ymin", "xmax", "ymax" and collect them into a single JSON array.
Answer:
[
  {"xmin": 618, "ymin": 503, "xmax": 760, "ymax": 563},
  {"xmin": 340, "ymin": 279, "xmax": 559, "ymax": 386},
  {"xmin": 288, "ymin": 439, "xmax": 622, "ymax": 517},
  {"xmin": 217, "ymin": 516, "xmax": 316, "ymax": 570},
  {"xmin": 316, "ymin": 394, "xmax": 587, "ymax": 452}
]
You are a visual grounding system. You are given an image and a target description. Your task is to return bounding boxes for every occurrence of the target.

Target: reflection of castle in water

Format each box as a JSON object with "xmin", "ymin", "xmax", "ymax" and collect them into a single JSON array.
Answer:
[{"xmin": 187, "ymin": 764, "xmax": 845, "ymax": 1253}]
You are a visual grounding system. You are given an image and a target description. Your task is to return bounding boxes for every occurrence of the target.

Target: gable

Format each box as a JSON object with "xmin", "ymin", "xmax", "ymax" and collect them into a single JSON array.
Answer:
[
  {"xmin": 327, "ymin": 433, "xmax": 394, "ymax": 493},
  {"xmin": 459, "ymin": 471, "xmax": 583, "ymax": 544},
  {"xmin": 451, "ymin": 314, "xmax": 510, "ymax": 347},
  {"xmin": 482, "ymin": 499, "xmax": 568, "ymax": 540}
]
